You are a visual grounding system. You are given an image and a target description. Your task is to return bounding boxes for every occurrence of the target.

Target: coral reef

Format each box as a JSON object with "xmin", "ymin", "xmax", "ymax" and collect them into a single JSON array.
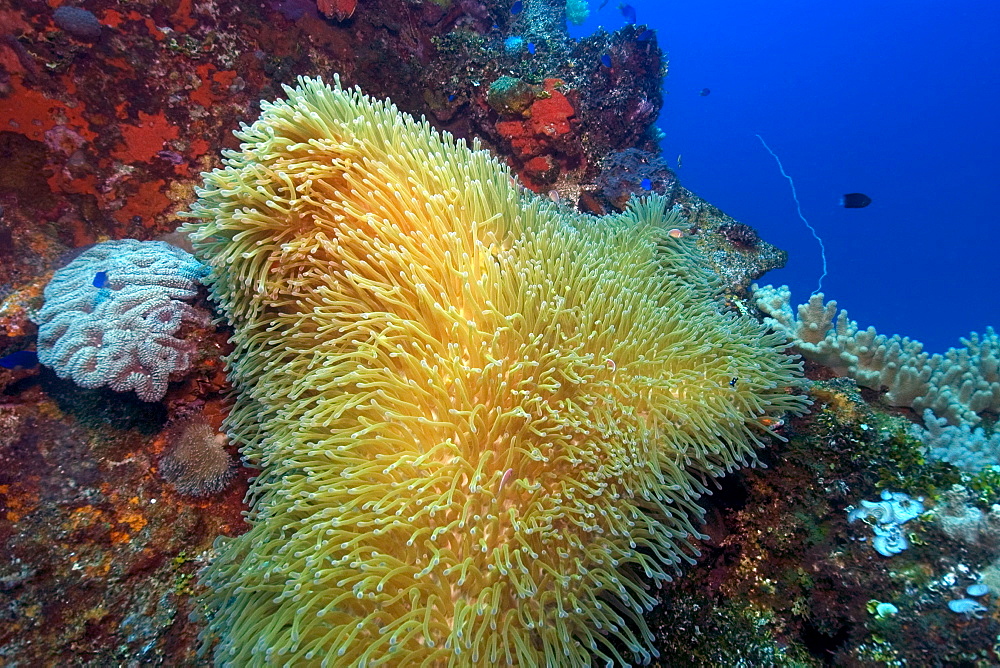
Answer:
[
  {"xmin": 492, "ymin": 77, "xmax": 580, "ymax": 188},
  {"xmin": 935, "ymin": 486, "xmax": 1000, "ymax": 549},
  {"xmin": 0, "ymin": 376, "xmax": 241, "ymax": 665},
  {"xmin": 426, "ymin": 14, "xmax": 664, "ymax": 194},
  {"xmin": 847, "ymin": 490, "xmax": 924, "ymax": 557},
  {"xmin": 594, "ymin": 147, "xmax": 677, "ymax": 212},
  {"xmin": 182, "ymin": 76, "xmax": 808, "ymax": 666},
  {"xmin": 13, "ymin": 0, "xmax": 994, "ymax": 664},
  {"xmin": 718, "ymin": 221, "xmax": 760, "ymax": 250},
  {"xmin": 33, "ymin": 240, "xmax": 209, "ymax": 402},
  {"xmin": 755, "ymin": 285, "xmax": 1000, "ymax": 426},
  {"xmin": 651, "ymin": 377, "xmax": 998, "ymax": 666},
  {"xmin": 674, "ymin": 194, "xmax": 789, "ymax": 294},
  {"xmin": 917, "ymin": 408, "xmax": 1000, "ymax": 472},
  {"xmin": 565, "ymin": 0, "xmax": 590, "ymax": 26}
]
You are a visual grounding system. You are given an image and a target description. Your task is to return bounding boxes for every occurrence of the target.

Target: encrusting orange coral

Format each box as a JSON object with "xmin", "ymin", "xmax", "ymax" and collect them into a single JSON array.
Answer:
[{"xmin": 182, "ymin": 76, "xmax": 808, "ymax": 667}]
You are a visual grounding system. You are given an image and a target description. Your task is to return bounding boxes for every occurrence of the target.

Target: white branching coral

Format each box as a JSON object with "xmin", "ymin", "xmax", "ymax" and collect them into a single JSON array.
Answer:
[
  {"xmin": 754, "ymin": 284, "xmax": 1000, "ymax": 427},
  {"xmin": 34, "ymin": 239, "xmax": 209, "ymax": 402}
]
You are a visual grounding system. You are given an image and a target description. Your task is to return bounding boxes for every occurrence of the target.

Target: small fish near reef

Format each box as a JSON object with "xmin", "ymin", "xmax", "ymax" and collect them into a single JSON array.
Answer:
[
  {"xmin": 619, "ymin": 3, "xmax": 637, "ymax": 24},
  {"xmin": 841, "ymin": 192, "xmax": 872, "ymax": 208},
  {"xmin": 527, "ymin": 42, "xmax": 536, "ymax": 55},
  {"xmin": 92, "ymin": 270, "xmax": 109, "ymax": 288},
  {"xmin": 0, "ymin": 350, "xmax": 39, "ymax": 370},
  {"xmin": 636, "ymin": 29, "xmax": 654, "ymax": 41},
  {"xmin": 601, "ymin": 54, "xmax": 613, "ymax": 68},
  {"xmin": 640, "ymin": 178, "xmax": 652, "ymax": 190},
  {"xmin": 700, "ymin": 88, "xmax": 711, "ymax": 96},
  {"xmin": 510, "ymin": 0, "xmax": 523, "ymax": 15}
]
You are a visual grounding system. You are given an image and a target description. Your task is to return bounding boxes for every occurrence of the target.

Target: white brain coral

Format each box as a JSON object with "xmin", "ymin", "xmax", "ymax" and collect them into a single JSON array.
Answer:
[{"xmin": 34, "ymin": 239, "xmax": 209, "ymax": 401}]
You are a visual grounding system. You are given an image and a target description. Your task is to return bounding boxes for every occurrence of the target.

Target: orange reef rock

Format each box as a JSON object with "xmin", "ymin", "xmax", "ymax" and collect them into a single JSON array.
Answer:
[
  {"xmin": 317, "ymin": 0, "xmax": 357, "ymax": 21},
  {"xmin": 494, "ymin": 79, "xmax": 579, "ymax": 190}
]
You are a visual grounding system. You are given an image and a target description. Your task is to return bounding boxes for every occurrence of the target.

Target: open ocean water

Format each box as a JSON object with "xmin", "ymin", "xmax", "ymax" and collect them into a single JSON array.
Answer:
[{"xmin": 575, "ymin": 0, "xmax": 1000, "ymax": 353}]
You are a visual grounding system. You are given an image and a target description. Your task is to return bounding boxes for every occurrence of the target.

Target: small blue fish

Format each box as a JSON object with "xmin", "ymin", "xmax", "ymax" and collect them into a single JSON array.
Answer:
[
  {"xmin": 510, "ymin": 0, "xmax": 522, "ymax": 15},
  {"xmin": 636, "ymin": 28, "xmax": 654, "ymax": 41},
  {"xmin": 600, "ymin": 53, "xmax": 612, "ymax": 68},
  {"xmin": 527, "ymin": 42, "xmax": 536, "ymax": 55},
  {"xmin": 448, "ymin": 94, "xmax": 456, "ymax": 102},
  {"xmin": 619, "ymin": 2, "xmax": 636, "ymax": 24},
  {"xmin": 640, "ymin": 178, "xmax": 652, "ymax": 190},
  {"xmin": 0, "ymin": 350, "xmax": 38, "ymax": 370},
  {"xmin": 93, "ymin": 270, "xmax": 109, "ymax": 288}
]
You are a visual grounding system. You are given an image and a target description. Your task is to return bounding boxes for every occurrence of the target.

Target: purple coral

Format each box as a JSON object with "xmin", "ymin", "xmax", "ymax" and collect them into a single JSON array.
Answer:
[
  {"xmin": 596, "ymin": 148, "xmax": 677, "ymax": 211},
  {"xmin": 34, "ymin": 240, "xmax": 209, "ymax": 402},
  {"xmin": 719, "ymin": 222, "xmax": 760, "ymax": 250},
  {"xmin": 53, "ymin": 6, "xmax": 103, "ymax": 41}
]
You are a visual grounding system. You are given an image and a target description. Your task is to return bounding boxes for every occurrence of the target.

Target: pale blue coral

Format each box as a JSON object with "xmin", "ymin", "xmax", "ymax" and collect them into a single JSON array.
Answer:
[
  {"xmin": 914, "ymin": 409, "xmax": 1000, "ymax": 472},
  {"xmin": 34, "ymin": 240, "xmax": 208, "ymax": 401},
  {"xmin": 565, "ymin": 0, "xmax": 589, "ymax": 25},
  {"xmin": 847, "ymin": 490, "xmax": 924, "ymax": 557}
]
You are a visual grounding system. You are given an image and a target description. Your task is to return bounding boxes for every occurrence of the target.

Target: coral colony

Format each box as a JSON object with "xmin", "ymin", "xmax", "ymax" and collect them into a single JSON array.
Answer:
[
  {"xmin": 33, "ymin": 240, "xmax": 209, "ymax": 402},
  {"xmin": 847, "ymin": 490, "xmax": 925, "ymax": 557},
  {"xmin": 1, "ymin": 0, "xmax": 999, "ymax": 665}
]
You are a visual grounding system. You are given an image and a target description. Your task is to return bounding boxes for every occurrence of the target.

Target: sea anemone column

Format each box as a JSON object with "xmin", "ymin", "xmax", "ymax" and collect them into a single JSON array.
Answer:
[{"xmin": 182, "ymin": 76, "xmax": 808, "ymax": 667}]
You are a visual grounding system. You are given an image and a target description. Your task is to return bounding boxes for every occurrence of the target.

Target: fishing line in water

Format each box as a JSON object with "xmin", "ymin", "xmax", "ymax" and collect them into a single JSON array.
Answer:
[{"xmin": 755, "ymin": 134, "xmax": 828, "ymax": 295}]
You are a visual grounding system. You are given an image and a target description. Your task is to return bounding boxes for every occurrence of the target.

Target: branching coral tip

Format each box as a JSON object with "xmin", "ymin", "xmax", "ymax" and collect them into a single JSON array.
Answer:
[{"xmin": 756, "ymin": 134, "xmax": 828, "ymax": 295}]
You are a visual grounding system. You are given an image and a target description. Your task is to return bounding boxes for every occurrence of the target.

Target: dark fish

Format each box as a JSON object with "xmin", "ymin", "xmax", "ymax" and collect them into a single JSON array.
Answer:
[
  {"xmin": 640, "ymin": 178, "xmax": 652, "ymax": 190},
  {"xmin": 841, "ymin": 193, "xmax": 872, "ymax": 208},
  {"xmin": 619, "ymin": 2, "xmax": 636, "ymax": 24},
  {"xmin": 527, "ymin": 42, "xmax": 536, "ymax": 55},
  {"xmin": 510, "ymin": 0, "xmax": 522, "ymax": 15},
  {"xmin": 0, "ymin": 350, "xmax": 38, "ymax": 370},
  {"xmin": 636, "ymin": 28, "xmax": 654, "ymax": 41},
  {"xmin": 599, "ymin": 0, "xmax": 610, "ymax": 8},
  {"xmin": 93, "ymin": 270, "xmax": 109, "ymax": 288},
  {"xmin": 447, "ymin": 94, "xmax": 456, "ymax": 101},
  {"xmin": 600, "ymin": 53, "xmax": 612, "ymax": 67},
  {"xmin": 700, "ymin": 88, "xmax": 711, "ymax": 96}
]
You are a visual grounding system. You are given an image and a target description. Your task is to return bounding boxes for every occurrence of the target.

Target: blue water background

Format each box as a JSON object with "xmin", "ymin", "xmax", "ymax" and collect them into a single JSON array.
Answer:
[{"xmin": 570, "ymin": 1, "xmax": 999, "ymax": 354}]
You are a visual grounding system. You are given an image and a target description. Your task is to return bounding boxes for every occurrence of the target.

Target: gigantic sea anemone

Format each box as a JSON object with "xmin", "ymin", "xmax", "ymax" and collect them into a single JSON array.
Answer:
[{"xmin": 183, "ymin": 76, "xmax": 807, "ymax": 666}]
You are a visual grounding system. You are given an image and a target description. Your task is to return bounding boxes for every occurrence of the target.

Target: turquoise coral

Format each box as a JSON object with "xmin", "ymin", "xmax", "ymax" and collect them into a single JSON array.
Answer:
[{"xmin": 566, "ymin": 0, "xmax": 589, "ymax": 25}]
